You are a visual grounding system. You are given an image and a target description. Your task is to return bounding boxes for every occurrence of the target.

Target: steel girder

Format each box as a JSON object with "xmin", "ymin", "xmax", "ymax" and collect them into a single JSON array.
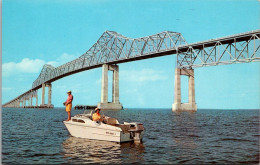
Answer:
[
  {"xmin": 32, "ymin": 31, "xmax": 186, "ymax": 89},
  {"xmin": 177, "ymin": 30, "xmax": 260, "ymax": 68}
]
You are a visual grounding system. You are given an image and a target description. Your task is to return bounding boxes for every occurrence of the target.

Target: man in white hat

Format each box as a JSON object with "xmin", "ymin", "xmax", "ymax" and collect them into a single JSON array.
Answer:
[
  {"xmin": 92, "ymin": 108, "xmax": 102, "ymax": 122},
  {"xmin": 63, "ymin": 90, "xmax": 73, "ymax": 121}
]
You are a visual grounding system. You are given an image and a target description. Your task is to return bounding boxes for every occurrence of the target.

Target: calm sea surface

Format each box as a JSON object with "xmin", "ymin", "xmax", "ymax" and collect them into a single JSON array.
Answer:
[{"xmin": 2, "ymin": 108, "xmax": 259, "ymax": 164}]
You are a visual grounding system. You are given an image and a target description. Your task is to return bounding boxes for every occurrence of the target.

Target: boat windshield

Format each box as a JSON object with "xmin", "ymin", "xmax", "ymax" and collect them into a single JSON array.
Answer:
[
  {"xmin": 85, "ymin": 110, "xmax": 106, "ymax": 118},
  {"xmin": 83, "ymin": 110, "xmax": 92, "ymax": 115}
]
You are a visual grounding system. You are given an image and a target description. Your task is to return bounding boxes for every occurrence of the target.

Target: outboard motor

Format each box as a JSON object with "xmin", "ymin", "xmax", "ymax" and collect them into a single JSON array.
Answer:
[{"xmin": 128, "ymin": 122, "xmax": 144, "ymax": 143}]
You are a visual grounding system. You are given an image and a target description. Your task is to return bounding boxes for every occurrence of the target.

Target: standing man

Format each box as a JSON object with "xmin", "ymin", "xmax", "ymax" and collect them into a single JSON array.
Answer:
[{"xmin": 64, "ymin": 90, "xmax": 73, "ymax": 121}]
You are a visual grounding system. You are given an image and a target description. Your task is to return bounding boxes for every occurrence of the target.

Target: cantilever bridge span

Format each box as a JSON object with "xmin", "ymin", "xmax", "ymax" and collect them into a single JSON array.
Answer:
[{"xmin": 3, "ymin": 30, "xmax": 260, "ymax": 111}]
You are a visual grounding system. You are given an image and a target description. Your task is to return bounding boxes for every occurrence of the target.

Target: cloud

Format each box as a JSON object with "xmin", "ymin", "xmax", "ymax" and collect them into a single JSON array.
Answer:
[
  {"xmin": 120, "ymin": 69, "xmax": 167, "ymax": 82},
  {"xmin": 2, "ymin": 58, "xmax": 46, "ymax": 77},
  {"xmin": 47, "ymin": 53, "xmax": 78, "ymax": 67},
  {"xmin": 2, "ymin": 53, "xmax": 78, "ymax": 77},
  {"xmin": 2, "ymin": 87, "xmax": 12, "ymax": 92}
]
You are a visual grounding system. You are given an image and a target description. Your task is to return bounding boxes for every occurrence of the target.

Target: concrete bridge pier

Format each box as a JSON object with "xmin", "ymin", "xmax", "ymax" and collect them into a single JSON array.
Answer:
[
  {"xmin": 23, "ymin": 99, "xmax": 26, "ymax": 107},
  {"xmin": 40, "ymin": 83, "xmax": 53, "ymax": 108},
  {"xmin": 36, "ymin": 93, "xmax": 38, "ymax": 106},
  {"xmin": 40, "ymin": 83, "xmax": 45, "ymax": 106},
  {"xmin": 172, "ymin": 68, "xmax": 197, "ymax": 112},
  {"xmin": 30, "ymin": 95, "xmax": 33, "ymax": 106},
  {"xmin": 20, "ymin": 100, "xmax": 23, "ymax": 107},
  {"xmin": 14, "ymin": 100, "xmax": 17, "ymax": 107},
  {"xmin": 46, "ymin": 83, "xmax": 53, "ymax": 107},
  {"xmin": 25, "ymin": 98, "xmax": 29, "ymax": 107},
  {"xmin": 98, "ymin": 64, "xmax": 123, "ymax": 110}
]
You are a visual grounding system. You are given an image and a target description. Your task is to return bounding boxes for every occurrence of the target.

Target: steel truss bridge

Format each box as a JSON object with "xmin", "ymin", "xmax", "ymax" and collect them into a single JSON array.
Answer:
[{"xmin": 3, "ymin": 30, "xmax": 260, "ymax": 109}]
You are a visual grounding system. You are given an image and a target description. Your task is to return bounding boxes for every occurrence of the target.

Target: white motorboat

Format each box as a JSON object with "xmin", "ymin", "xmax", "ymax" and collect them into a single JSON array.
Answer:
[{"xmin": 63, "ymin": 110, "xmax": 145, "ymax": 143}]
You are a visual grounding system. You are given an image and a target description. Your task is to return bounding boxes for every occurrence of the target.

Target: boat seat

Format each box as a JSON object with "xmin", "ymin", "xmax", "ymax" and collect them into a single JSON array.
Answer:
[
  {"xmin": 105, "ymin": 117, "xmax": 118, "ymax": 125},
  {"xmin": 116, "ymin": 124, "xmax": 130, "ymax": 133}
]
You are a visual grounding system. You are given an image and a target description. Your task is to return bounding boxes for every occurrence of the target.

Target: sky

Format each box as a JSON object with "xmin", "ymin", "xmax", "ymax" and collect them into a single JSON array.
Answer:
[{"xmin": 2, "ymin": 0, "xmax": 260, "ymax": 109}]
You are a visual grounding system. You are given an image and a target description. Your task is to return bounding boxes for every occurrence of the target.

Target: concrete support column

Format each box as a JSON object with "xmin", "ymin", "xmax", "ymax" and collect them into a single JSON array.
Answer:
[
  {"xmin": 172, "ymin": 68, "xmax": 181, "ymax": 110},
  {"xmin": 36, "ymin": 94, "xmax": 38, "ymax": 106},
  {"xmin": 30, "ymin": 96, "xmax": 33, "ymax": 106},
  {"xmin": 47, "ymin": 83, "xmax": 52, "ymax": 106},
  {"xmin": 101, "ymin": 64, "xmax": 108, "ymax": 103},
  {"xmin": 41, "ymin": 83, "xmax": 45, "ymax": 105},
  {"xmin": 98, "ymin": 64, "xmax": 122, "ymax": 110},
  {"xmin": 111, "ymin": 65, "xmax": 119, "ymax": 104},
  {"xmin": 172, "ymin": 68, "xmax": 197, "ymax": 112},
  {"xmin": 23, "ymin": 99, "xmax": 26, "ymax": 107},
  {"xmin": 188, "ymin": 70, "xmax": 196, "ymax": 106}
]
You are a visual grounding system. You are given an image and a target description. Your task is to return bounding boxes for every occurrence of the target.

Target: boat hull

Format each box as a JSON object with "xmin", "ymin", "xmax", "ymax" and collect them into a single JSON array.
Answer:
[{"xmin": 64, "ymin": 121, "xmax": 144, "ymax": 143}]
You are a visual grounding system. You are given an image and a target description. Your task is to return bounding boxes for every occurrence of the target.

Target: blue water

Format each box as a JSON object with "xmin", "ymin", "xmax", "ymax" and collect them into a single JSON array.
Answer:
[{"xmin": 2, "ymin": 108, "xmax": 259, "ymax": 164}]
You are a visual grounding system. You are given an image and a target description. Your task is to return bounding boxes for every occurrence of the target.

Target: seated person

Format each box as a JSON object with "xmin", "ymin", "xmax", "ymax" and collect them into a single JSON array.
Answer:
[{"xmin": 92, "ymin": 108, "xmax": 103, "ymax": 122}]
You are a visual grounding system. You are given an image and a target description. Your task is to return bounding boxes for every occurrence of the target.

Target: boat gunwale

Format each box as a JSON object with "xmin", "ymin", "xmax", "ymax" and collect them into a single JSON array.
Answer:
[{"xmin": 63, "ymin": 120, "xmax": 124, "ymax": 132}]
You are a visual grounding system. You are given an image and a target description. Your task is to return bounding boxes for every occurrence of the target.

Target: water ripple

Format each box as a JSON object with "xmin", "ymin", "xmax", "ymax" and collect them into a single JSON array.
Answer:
[{"xmin": 2, "ymin": 108, "xmax": 260, "ymax": 164}]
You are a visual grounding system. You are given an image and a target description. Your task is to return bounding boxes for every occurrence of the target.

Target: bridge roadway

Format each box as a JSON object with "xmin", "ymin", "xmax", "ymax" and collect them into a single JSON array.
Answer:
[{"xmin": 3, "ymin": 30, "xmax": 260, "ymax": 109}]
